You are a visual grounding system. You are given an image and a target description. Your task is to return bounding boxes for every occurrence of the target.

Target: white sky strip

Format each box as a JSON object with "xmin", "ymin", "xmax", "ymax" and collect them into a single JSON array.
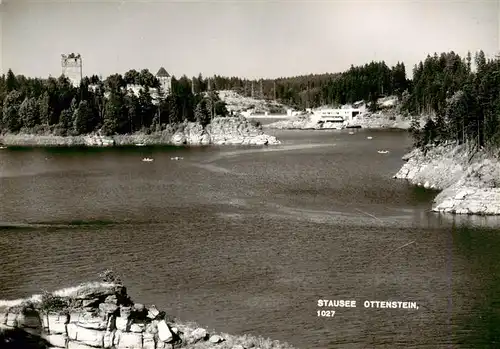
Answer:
[{"xmin": 1, "ymin": 0, "xmax": 498, "ymax": 78}]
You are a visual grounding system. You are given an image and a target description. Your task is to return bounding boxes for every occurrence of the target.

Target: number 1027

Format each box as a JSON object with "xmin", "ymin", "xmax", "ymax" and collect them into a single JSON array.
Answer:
[{"xmin": 317, "ymin": 310, "xmax": 335, "ymax": 317}]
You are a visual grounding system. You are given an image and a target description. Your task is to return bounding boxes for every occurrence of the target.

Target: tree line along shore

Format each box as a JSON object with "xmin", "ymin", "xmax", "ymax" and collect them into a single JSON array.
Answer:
[{"xmin": 1, "ymin": 49, "xmax": 500, "ymax": 152}]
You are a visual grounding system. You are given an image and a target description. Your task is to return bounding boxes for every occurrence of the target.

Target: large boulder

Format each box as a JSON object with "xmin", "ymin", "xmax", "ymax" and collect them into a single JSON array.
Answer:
[
  {"xmin": 67, "ymin": 323, "xmax": 104, "ymax": 347},
  {"xmin": 41, "ymin": 333, "xmax": 67, "ymax": 348},
  {"xmin": 42, "ymin": 313, "xmax": 69, "ymax": 334},
  {"xmin": 75, "ymin": 310, "xmax": 108, "ymax": 330},
  {"xmin": 157, "ymin": 320, "xmax": 173, "ymax": 343},
  {"xmin": 172, "ymin": 133, "xmax": 187, "ymax": 145},
  {"xmin": 188, "ymin": 327, "xmax": 208, "ymax": 344},
  {"xmin": 114, "ymin": 330, "xmax": 143, "ymax": 349}
]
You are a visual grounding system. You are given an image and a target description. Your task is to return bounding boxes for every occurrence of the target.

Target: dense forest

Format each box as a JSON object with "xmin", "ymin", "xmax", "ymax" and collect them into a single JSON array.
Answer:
[
  {"xmin": 1, "ymin": 49, "xmax": 500, "ymax": 152},
  {"xmin": 405, "ymin": 50, "xmax": 500, "ymax": 152},
  {"xmin": 0, "ymin": 69, "xmax": 229, "ymax": 136},
  {"xmin": 199, "ymin": 61, "xmax": 407, "ymax": 109}
]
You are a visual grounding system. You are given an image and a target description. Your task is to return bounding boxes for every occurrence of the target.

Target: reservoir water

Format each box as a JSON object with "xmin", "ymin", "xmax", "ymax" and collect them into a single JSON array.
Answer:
[{"xmin": 1, "ymin": 129, "xmax": 500, "ymax": 348}]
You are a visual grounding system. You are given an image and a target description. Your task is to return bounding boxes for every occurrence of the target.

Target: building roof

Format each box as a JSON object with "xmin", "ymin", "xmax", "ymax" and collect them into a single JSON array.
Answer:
[{"xmin": 156, "ymin": 67, "xmax": 170, "ymax": 77}]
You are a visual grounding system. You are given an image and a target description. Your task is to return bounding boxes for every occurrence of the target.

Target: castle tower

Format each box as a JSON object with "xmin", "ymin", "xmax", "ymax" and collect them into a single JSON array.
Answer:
[
  {"xmin": 156, "ymin": 67, "xmax": 171, "ymax": 95},
  {"xmin": 61, "ymin": 53, "xmax": 82, "ymax": 87}
]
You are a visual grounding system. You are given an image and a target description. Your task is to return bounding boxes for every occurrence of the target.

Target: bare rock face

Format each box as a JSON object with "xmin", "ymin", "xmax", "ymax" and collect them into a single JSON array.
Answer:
[
  {"xmin": 0, "ymin": 283, "xmax": 163, "ymax": 349},
  {"xmin": 114, "ymin": 330, "xmax": 143, "ymax": 348},
  {"xmin": 209, "ymin": 334, "xmax": 224, "ymax": 343},
  {"xmin": 42, "ymin": 333, "xmax": 67, "ymax": 347},
  {"xmin": 75, "ymin": 310, "xmax": 108, "ymax": 330},
  {"xmin": 188, "ymin": 327, "xmax": 208, "ymax": 344},
  {"xmin": 83, "ymin": 135, "xmax": 115, "ymax": 147},
  {"xmin": 168, "ymin": 117, "xmax": 282, "ymax": 146},
  {"xmin": 42, "ymin": 313, "xmax": 69, "ymax": 334},
  {"xmin": 171, "ymin": 133, "xmax": 186, "ymax": 145},
  {"xmin": 67, "ymin": 323, "xmax": 105, "ymax": 347},
  {"xmin": 394, "ymin": 143, "xmax": 500, "ymax": 215},
  {"xmin": 204, "ymin": 117, "xmax": 280, "ymax": 145},
  {"xmin": 157, "ymin": 320, "xmax": 173, "ymax": 342},
  {"xmin": 1, "ymin": 115, "xmax": 281, "ymax": 148},
  {"xmin": 266, "ymin": 116, "xmax": 317, "ymax": 130}
]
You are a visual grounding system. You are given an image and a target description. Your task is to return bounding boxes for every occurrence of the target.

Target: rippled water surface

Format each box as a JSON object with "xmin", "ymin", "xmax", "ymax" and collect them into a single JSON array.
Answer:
[{"xmin": 1, "ymin": 129, "xmax": 500, "ymax": 348}]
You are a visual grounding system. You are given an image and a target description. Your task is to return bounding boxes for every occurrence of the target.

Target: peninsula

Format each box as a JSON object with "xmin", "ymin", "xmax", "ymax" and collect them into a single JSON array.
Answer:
[
  {"xmin": 0, "ymin": 68, "xmax": 280, "ymax": 147},
  {"xmin": 393, "ymin": 50, "xmax": 500, "ymax": 215}
]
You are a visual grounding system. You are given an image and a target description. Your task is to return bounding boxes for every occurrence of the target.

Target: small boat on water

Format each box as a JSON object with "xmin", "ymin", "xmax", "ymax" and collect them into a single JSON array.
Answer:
[
  {"xmin": 142, "ymin": 158, "xmax": 154, "ymax": 162},
  {"xmin": 135, "ymin": 143, "xmax": 146, "ymax": 147},
  {"xmin": 170, "ymin": 156, "xmax": 184, "ymax": 160},
  {"xmin": 377, "ymin": 150, "xmax": 389, "ymax": 154}
]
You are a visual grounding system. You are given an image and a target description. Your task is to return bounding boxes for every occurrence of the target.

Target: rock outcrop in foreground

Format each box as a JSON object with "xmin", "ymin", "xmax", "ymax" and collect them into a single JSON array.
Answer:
[
  {"xmin": 394, "ymin": 143, "xmax": 500, "ymax": 215},
  {"xmin": 0, "ymin": 117, "xmax": 280, "ymax": 147},
  {"xmin": 0, "ymin": 282, "xmax": 295, "ymax": 349}
]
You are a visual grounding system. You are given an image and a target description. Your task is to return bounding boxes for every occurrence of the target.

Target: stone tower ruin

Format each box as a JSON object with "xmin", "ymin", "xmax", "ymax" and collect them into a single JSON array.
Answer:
[{"xmin": 61, "ymin": 53, "xmax": 82, "ymax": 87}]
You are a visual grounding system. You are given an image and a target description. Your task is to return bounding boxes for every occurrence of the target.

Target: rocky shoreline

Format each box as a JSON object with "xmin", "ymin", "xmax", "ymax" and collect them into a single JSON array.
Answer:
[
  {"xmin": 264, "ymin": 112, "xmax": 413, "ymax": 130},
  {"xmin": 394, "ymin": 143, "xmax": 500, "ymax": 215},
  {"xmin": 344, "ymin": 113, "xmax": 413, "ymax": 130},
  {"xmin": 0, "ymin": 281, "xmax": 295, "ymax": 349},
  {"xmin": 0, "ymin": 117, "xmax": 280, "ymax": 147},
  {"xmin": 263, "ymin": 115, "xmax": 340, "ymax": 130}
]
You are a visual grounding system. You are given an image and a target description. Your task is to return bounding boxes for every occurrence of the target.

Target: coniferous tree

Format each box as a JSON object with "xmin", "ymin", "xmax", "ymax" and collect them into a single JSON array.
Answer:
[
  {"xmin": 6, "ymin": 69, "xmax": 17, "ymax": 93},
  {"xmin": 138, "ymin": 86, "xmax": 154, "ymax": 129},
  {"xmin": 194, "ymin": 99, "xmax": 211, "ymax": 128},
  {"xmin": 166, "ymin": 95, "xmax": 181, "ymax": 124},
  {"xmin": 102, "ymin": 91, "xmax": 124, "ymax": 135},
  {"xmin": 2, "ymin": 90, "xmax": 23, "ymax": 132},
  {"xmin": 124, "ymin": 93, "xmax": 140, "ymax": 133},
  {"xmin": 1, "ymin": 50, "xmax": 500, "ymax": 151},
  {"xmin": 73, "ymin": 100, "xmax": 93, "ymax": 135},
  {"xmin": 18, "ymin": 97, "xmax": 40, "ymax": 129},
  {"xmin": 58, "ymin": 109, "xmax": 73, "ymax": 136},
  {"xmin": 37, "ymin": 91, "xmax": 51, "ymax": 126}
]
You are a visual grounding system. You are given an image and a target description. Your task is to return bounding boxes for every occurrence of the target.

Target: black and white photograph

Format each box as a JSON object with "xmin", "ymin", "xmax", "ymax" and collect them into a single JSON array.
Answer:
[{"xmin": 0, "ymin": 0, "xmax": 500, "ymax": 348}]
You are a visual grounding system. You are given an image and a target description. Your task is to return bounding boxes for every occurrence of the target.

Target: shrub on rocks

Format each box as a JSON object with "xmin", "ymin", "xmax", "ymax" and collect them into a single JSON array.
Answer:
[{"xmin": 40, "ymin": 291, "xmax": 70, "ymax": 315}]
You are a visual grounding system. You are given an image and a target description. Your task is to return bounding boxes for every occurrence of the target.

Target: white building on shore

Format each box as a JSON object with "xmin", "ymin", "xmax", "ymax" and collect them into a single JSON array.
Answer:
[{"xmin": 311, "ymin": 108, "xmax": 362, "ymax": 123}]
